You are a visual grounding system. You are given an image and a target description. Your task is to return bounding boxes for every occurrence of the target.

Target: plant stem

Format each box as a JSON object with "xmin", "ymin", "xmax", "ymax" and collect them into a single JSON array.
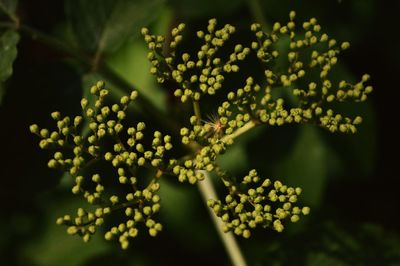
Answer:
[
  {"xmin": 192, "ymin": 100, "xmax": 248, "ymax": 266},
  {"xmin": 192, "ymin": 100, "xmax": 202, "ymax": 122},
  {"xmin": 197, "ymin": 170, "xmax": 248, "ymax": 266},
  {"xmin": 222, "ymin": 120, "xmax": 257, "ymax": 143}
]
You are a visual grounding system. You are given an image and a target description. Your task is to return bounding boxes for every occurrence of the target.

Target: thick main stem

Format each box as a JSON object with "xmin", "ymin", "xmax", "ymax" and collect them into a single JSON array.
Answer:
[
  {"xmin": 197, "ymin": 171, "xmax": 248, "ymax": 266},
  {"xmin": 192, "ymin": 100, "xmax": 247, "ymax": 266}
]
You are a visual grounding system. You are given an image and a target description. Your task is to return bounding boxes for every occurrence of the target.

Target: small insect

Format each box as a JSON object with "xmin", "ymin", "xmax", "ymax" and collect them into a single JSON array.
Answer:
[{"xmin": 203, "ymin": 113, "xmax": 225, "ymax": 137}]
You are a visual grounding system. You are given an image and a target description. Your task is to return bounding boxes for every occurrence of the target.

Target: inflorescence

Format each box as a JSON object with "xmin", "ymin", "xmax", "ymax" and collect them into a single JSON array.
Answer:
[
  {"xmin": 30, "ymin": 11, "xmax": 372, "ymax": 249},
  {"xmin": 30, "ymin": 81, "xmax": 168, "ymax": 249},
  {"xmin": 209, "ymin": 169, "xmax": 310, "ymax": 236}
]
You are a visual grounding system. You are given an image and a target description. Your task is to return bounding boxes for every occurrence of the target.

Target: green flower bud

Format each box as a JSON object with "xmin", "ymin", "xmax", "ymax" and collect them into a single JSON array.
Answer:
[
  {"xmin": 273, "ymin": 220, "xmax": 284, "ymax": 232},
  {"xmin": 89, "ymin": 173, "xmax": 100, "ymax": 182},
  {"xmin": 67, "ymin": 226, "xmax": 78, "ymax": 235},
  {"xmin": 130, "ymin": 90, "xmax": 138, "ymax": 100},
  {"xmin": 138, "ymin": 157, "xmax": 145, "ymax": 166},
  {"xmin": 302, "ymin": 206, "xmax": 310, "ymax": 215},
  {"xmin": 273, "ymin": 22, "xmax": 281, "ymax": 31},
  {"xmin": 341, "ymin": 41, "xmax": 350, "ymax": 50},
  {"xmin": 110, "ymin": 195, "xmax": 119, "ymax": 204},
  {"xmin": 29, "ymin": 124, "xmax": 40, "ymax": 134},
  {"xmin": 290, "ymin": 215, "xmax": 300, "ymax": 223}
]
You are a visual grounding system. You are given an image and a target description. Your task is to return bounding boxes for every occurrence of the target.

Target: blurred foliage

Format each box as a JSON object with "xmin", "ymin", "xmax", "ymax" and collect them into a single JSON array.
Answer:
[
  {"xmin": 0, "ymin": 0, "xmax": 399, "ymax": 265},
  {"xmin": 0, "ymin": 30, "xmax": 19, "ymax": 103},
  {"xmin": 65, "ymin": 0, "xmax": 165, "ymax": 54}
]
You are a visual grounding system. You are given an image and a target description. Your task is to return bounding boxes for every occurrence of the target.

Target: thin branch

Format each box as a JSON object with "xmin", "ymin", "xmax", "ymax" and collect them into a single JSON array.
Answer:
[
  {"xmin": 192, "ymin": 100, "xmax": 202, "ymax": 123},
  {"xmin": 221, "ymin": 120, "xmax": 257, "ymax": 143}
]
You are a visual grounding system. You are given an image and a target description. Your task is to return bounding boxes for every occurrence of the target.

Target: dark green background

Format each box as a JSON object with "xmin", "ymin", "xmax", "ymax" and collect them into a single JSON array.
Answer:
[{"xmin": 1, "ymin": 0, "xmax": 399, "ymax": 265}]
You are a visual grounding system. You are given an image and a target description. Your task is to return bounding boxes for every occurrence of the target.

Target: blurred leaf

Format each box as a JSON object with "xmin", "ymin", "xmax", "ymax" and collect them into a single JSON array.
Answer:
[
  {"xmin": 323, "ymin": 63, "xmax": 377, "ymax": 177},
  {"xmin": 106, "ymin": 38, "xmax": 167, "ymax": 111},
  {"xmin": 305, "ymin": 252, "xmax": 347, "ymax": 266},
  {"xmin": 273, "ymin": 126, "xmax": 335, "ymax": 206},
  {"xmin": 22, "ymin": 197, "xmax": 109, "ymax": 266},
  {"xmin": 59, "ymin": 172, "xmax": 75, "ymax": 189},
  {"xmin": 0, "ymin": 30, "xmax": 19, "ymax": 104},
  {"xmin": 65, "ymin": 0, "xmax": 165, "ymax": 54},
  {"xmin": 306, "ymin": 222, "xmax": 400, "ymax": 265},
  {"xmin": 217, "ymin": 142, "xmax": 248, "ymax": 174},
  {"xmin": 168, "ymin": 0, "xmax": 243, "ymax": 18},
  {"xmin": 245, "ymin": 220, "xmax": 400, "ymax": 266},
  {"xmin": 246, "ymin": 125, "xmax": 300, "ymax": 172},
  {"xmin": 0, "ymin": 0, "xmax": 18, "ymax": 16},
  {"xmin": 324, "ymin": 101, "xmax": 377, "ymax": 177},
  {"xmin": 158, "ymin": 180, "xmax": 194, "ymax": 233},
  {"xmin": 216, "ymin": 125, "xmax": 262, "ymax": 175},
  {"xmin": 158, "ymin": 180, "xmax": 215, "ymax": 246}
]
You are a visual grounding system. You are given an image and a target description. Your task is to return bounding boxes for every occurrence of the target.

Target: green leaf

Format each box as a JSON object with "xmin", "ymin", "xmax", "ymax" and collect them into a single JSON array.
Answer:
[
  {"xmin": 0, "ymin": 30, "xmax": 19, "ymax": 81},
  {"xmin": 0, "ymin": 0, "xmax": 18, "ymax": 16},
  {"xmin": 216, "ymin": 125, "xmax": 261, "ymax": 175},
  {"xmin": 158, "ymin": 180, "xmax": 216, "ymax": 246},
  {"xmin": 0, "ymin": 30, "xmax": 19, "ymax": 104},
  {"xmin": 217, "ymin": 142, "xmax": 248, "ymax": 174},
  {"xmin": 323, "ymin": 63, "xmax": 377, "ymax": 177},
  {"xmin": 324, "ymin": 101, "xmax": 377, "ymax": 177},
  {"xmin": 21, "ymin": 197, "xmax": 109, "ymax": 266},
  {"xmin": 106, "ymin": 37, "xmax": 167, "ymax": 112},
  {"xmin": 65, "ymin": 0, "xmax": 165, "ymax": 54},
  {"xmin": 273, "ymin": 126, "xmax": 336, "ymax": 206}
]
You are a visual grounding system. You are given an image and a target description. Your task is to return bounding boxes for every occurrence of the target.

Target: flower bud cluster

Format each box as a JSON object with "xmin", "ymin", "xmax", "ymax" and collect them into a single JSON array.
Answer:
[
  {"xmin": 30, "ymin": 11, "xmax": 373, "ymax": 249},
  {"xmin": 226, "ymin": 76, "xmax": 261, "ymax": 117},
  {"xmin": 102, "ymin": 181, "xmax": 163, "ymax": 249},
  {"xmin": 142, "ymin": 19, "xmax": 250, "ymax": 102},
  {"xmin": 56, "ymin": 178, "xmax": 162, "ymax": 249},
  {"xmin": 30, "ymin": 81, "xmax": 169, "ymax": 249},
  {"xmin": 249, "ymin": 11, "xmax": 372, "ymax": 134},
  {"xmin": 172, "ymin": 102, "xmax": 254, "ymax": 185},
  {"xmin": 174, "ymin": 115, "xmax": 230, "ymax": 184},
  {"xmin": 208, "ymin": 169, "xmax": 310, "ymax": 237},
  {"xmin": 141, "ymin": 11, "xmax": 373, "ymax": 135},
  {"xmin": 256, "ymin": 98, "xmax": 363, "ymax": 133}
]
